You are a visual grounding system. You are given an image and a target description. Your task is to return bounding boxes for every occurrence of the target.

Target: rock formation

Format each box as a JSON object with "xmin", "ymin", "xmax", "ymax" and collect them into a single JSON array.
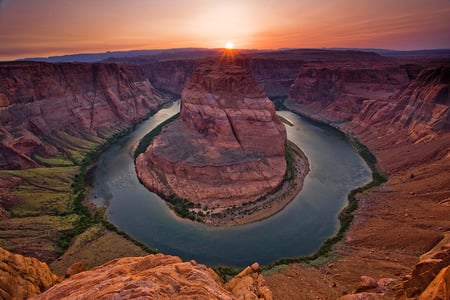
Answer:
[
  {"xmin": 356, "ymin": 65, "xmax": 450, "ymax": 143},
  {"xmin": 419, "ymin": 265, "xmax": 450, "ymax": 300},
  {"xmin": 286, "ymin": 62, "xmax": 411, "ymax": 122},
  {"xmin": 136, "ymin": 63, "xmax": 287, "ymax": 208},
  {"xmin": 32, "ymin": 253, "xmax": 272, "ymax": 300},
  {"xmin": 0, "ymin": 61, "xmax": 163, "ymax": 169},
  {"xmin": 403, "ymin": 233, "xmax": 450, "ymax": 297},
  {"xmin": 0, "ymin": 246, "xmax": 58, "ymax": 300}
]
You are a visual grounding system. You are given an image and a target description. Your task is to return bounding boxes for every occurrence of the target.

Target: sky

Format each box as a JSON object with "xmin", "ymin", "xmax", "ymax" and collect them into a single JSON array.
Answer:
[{"xmin": 0, "ymin": 0, "xmax": 449, "ymax": 60}]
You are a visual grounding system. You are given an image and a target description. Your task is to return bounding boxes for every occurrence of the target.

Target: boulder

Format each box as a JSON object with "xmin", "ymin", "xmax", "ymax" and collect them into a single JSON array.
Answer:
[
  {"xmin": 0, "ymin": 247, "xmax": 58, "ymax": 300},
  {"xmin": 404, "ymin": 233, "xmax": 450, "ymax": 297}
]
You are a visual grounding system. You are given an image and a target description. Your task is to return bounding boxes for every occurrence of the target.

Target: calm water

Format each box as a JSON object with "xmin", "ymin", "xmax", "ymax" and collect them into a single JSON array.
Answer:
[{"xmin": 89, "ymin": 101, "xmax": 371, "ymax": 267}]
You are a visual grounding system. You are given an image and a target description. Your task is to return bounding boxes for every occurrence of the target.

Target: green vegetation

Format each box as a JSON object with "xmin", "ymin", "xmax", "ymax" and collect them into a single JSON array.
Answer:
[
  {"xmin": 213, "ymin": 265, "xmax": 242, "ymax": 280},
  {"xmin": 133, "ymin": 113, "xmax": 179, "ymax": 159},
  {"xmin": 32, "ymin": 154, "xmax": 74, "ymax": 167},
  {"xmin": 284, "ymin": 142, "xmax": 296, "ymax": 180},
  {"xmin": 57, "ymin": 127, "xmax": 146, "ymax": 253}
]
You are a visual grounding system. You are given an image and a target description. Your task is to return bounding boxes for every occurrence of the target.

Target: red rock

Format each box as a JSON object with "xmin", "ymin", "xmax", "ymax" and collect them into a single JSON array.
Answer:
[
  {"xmin": 32, "ymin": 253, "xmax": 272, "ymax": 300},
  {"xmin": 338, "ymin": 292, "xmax": 381, "ymax": 300},
  {"xmin": 286, "ymin": 63, "xmax": 410, "ymax": 122},
  {"xmin": 0, "ymin": 246, "xmax": 58, "ymax": 300},
  {"xmin": 65, "ymin": 262, "xmax": 86, "ymax": 278},
  {"xmin": 355, "ymin": 275, "xmax": 378, "ymax": 293},
  {"xmin": 403, "ymin": 233, "xmax": 450, "ymax": 297},
  {"xmin": 0, "ymin": 62, "xmax": 163, "ymax": 169},
  {"xmin": 419, "ymin": 265, "xmax": 450, "ymax": 300},
  {"xmin": 136, "ymin": 63, "xmax": 287, "ymax": 208}
]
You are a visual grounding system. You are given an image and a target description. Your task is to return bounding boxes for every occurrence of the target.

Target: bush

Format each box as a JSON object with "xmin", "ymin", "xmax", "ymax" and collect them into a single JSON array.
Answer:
[{"xmin": 133, "ymin": 113, "xmax": 179, "ymax": 159}]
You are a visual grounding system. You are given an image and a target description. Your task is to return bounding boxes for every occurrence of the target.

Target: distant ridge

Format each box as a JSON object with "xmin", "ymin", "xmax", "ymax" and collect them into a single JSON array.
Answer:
[
  {"xmin": 325, "ymin": 48, "xmax": 450, "ymax": 58},
  {"xmin": 17, "ymin": 48, "xmax": 212, "ymax": 63},
  {"xmin": 16, "ymin": 47, "xmax": 450, "ymax": 64}
]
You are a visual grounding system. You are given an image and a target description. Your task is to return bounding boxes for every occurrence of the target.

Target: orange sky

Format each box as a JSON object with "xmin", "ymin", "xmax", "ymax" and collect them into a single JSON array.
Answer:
[{"xmin": 0, "ymin": 0, "xmax": 449, "ymax": 60}]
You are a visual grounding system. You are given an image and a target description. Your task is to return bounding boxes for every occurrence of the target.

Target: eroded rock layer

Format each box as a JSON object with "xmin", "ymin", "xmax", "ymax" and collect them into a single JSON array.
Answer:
[
  {"xmin": 0, "ymin": 62, "xmax": 163, "ymax": 169},
  {"xmin": 32, "ymin": 253, "xmax": 273, "ymax": 300},
  {"xmin": 136, "ymin": 63, "xmax": 287, "ymax": 207}
]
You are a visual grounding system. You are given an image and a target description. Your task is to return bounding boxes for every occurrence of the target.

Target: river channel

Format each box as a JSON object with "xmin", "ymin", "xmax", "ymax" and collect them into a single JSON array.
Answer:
[{"xmin": 89, "ymin": 101, "xmax": 371, "ymax": 266}]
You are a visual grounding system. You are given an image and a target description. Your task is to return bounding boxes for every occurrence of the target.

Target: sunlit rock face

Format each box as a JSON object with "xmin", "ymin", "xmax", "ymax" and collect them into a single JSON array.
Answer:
[
  {"xmin": 32, "ymin": 254, "xmax": 273, "ymax": 300},
  {"xmin": 0, "ymin": 247, "xmax": 58, "ymax": 300},
  {"xmin": 136, "ymin": 63, "xmax": 287, "ymax": 208}
]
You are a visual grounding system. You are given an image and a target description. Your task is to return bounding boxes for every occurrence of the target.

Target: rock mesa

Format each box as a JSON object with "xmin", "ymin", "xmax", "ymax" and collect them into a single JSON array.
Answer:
[{"xmin": 136, "ymin": 63, "xmax": 287, "ymax": 208}]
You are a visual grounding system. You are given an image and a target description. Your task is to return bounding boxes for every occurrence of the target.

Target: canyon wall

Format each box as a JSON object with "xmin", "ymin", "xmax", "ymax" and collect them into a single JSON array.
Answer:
[
  {"xmin": 140, "ymin": 54, "xmax": 304, "ymax": 97},
  {"xmin": 286, "ymin": 62, "xmax": 412, "ymax": 121},
  {"xmin": 0, "ymin": 61, "xmax": 163, "ymax": 263},
  {"xmin": 0, "ymin": 62, "xmax": 163, "ymax": 169},
  {"xmin": 276, "ymin": 61, "xmax": 450, "ymax": 299}
]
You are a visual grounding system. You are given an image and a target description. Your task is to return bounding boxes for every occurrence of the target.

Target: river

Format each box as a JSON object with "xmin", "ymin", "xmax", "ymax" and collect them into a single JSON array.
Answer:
[{"xmin": 89, "ymin": 101, "xmax": 371, "ymax": 267}]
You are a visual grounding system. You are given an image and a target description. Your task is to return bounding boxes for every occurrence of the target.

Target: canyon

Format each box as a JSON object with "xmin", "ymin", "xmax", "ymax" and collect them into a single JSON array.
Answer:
[{"xmin": 0, "ymin": 49, "xmax": 449, "ymax": 299}]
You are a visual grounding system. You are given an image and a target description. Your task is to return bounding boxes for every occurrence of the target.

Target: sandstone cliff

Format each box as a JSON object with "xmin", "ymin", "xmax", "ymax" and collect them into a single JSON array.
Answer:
[
  {"xmin": 0, "ymin": 62, "xmax": 163, "ymax": 169},
  {"xmin": 32, "ymin": 253, "xmax": 272, "ymax": 300},
  {"xmin": 0, "ymin": 246, "xmax": 58, "ymax": 300},
  {"xmin": 355, "ymin": 65, "xmax": 450, "ymax": 143},
  {"xmin": 136, "ymin": 63, "xmax": 287, "ymax": 210},
  {"xmin": 132, "ymin": 49, "xmax": 391, "ymax": 98},
  {"xmin": 286, "ymin": 62, "xmax": 411, "ymax": 122}
]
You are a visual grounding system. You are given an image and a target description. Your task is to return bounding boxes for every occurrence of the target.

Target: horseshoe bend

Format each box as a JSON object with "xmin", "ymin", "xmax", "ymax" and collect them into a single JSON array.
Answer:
[
  {"xmin": 0, "ymin": 48, "xmax": 449, "ymax": 300},
  {"xmin": 135, "ymin": 63, "xmax": 309, "ymax": 225}
]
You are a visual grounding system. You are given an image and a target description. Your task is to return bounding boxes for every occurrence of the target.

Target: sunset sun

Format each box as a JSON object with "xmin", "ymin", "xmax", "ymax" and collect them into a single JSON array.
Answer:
[{"xmin": 225, "ymin": 41, "xmax": 234, "ymax": 50}]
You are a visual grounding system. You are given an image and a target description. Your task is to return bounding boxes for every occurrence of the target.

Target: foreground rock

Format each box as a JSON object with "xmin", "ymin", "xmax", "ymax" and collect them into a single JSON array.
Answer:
[
  {"xmin": 32, "ymin": 253, "xmax": 272, "ymax": 300},
  {"xmin": 136, "ymin": 63, "xmax": 287, "ymax": 212},
  {"xmin": 0, "ymin": 247, "xmax": 58, "ymax": 300},
  {"xmin": 402, "ymin": 233, "xmax": 450, "ymax": 297},
  {"xmin": 419, "ymin": 265, "xmax": 450, "ymax": 300}
]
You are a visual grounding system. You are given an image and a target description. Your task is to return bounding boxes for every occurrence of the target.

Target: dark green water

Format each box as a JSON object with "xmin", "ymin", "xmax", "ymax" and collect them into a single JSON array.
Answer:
[{"xmin": 89, "ymin": 101, "xmax": 371, "ymax": 267}]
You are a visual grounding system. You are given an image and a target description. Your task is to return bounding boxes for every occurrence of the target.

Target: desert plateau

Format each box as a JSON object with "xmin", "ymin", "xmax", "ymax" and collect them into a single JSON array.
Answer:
[{"xmin": 1, "ymin": 1, "xmax": 450, "ymax": 299}]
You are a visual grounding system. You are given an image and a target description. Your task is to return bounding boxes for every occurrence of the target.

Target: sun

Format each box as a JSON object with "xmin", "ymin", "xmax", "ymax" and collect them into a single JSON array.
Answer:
[{"xmin": 225, "ymin": 41, "xmax": 234, "ymax": 50}]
